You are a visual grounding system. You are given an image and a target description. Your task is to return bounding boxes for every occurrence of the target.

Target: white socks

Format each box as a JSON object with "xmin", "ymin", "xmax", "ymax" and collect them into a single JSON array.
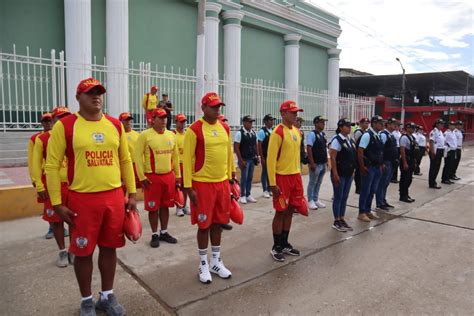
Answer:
[
  {"xmin": 100, "ymin": 289, "xmax": 113, "ymax": 301},
  {"xmin": 81, "ymin": 295, "xmax": 93, "ymax": 302},
  {"xmin": 211, "ymin": 246, "xmax": 221, "ymax": 264},
  {"xmin": 160, "ymin": 229, "xmax": 168, "ymax": 235},
  {"xmin": 199, "ymin": 248, "xmax": 208, "ymax": 264}
]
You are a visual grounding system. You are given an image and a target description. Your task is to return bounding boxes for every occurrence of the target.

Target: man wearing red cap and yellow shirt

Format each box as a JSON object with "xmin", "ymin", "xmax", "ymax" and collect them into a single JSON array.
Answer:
[
  {"xmin": 173, "ymin": 113, "xmax": 189, "ymax": 217},
  {"xmin": 33, "ymin": 108, "xmax": 71, "ymax": 267},
  {"xmin": 142, "ymin": 85, "xmax": 159, "ymax": 128},
  {"xmin": 135, "ymin": 108, "xmax": 181, "ymax": 248},
  {"xmin": 183, "ymin": 92, "xmax": 234, "ymax": 284},
  {"xmin": 267, "ymin": 100, "xmax": 305, "ymax": 262},
  {"xmin": 119, "ymin": 112, "xmax": 141, "ymax": 189},
  {"xmin": 45, "ymin": 78, "xmax": 136, "ymax": 316}
]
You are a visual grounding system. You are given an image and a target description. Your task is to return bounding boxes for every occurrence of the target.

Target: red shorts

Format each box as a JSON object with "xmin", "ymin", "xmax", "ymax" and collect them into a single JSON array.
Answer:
[
  {"xmin": 146, "ymin": 110, "xmax": 153, "ymax": 126},
  {"xmin": 41, "ymin": 183, "xmax": 69, "ymax": 223},
  {"xmin": 144, "ymin": 172, "xmax": 175, "ymax": 211},
  {"xmin": 191, "ymin": 180, "xmax": 231, "ymax": 229},
  {"xmin": 272, "ymin": 174, "xmax": 304, "ymax": 212},
  {"xmin": 67, "ymin": 188, "xmax": 126, "ymax": 257}
]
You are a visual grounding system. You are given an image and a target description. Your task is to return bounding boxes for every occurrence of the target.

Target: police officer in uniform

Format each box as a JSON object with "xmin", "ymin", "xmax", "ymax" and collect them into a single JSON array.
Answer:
[
  {"xmin": 452, "ymin": 120, "xmax": 464, "ymax": 180},
  {"xmin": 399, "ymin": 122, "xmax": 418, "ymax": 202},
  {"xmin": 257, "ymin": 114, "xmax": 274, "ymax": 198},
  {"xmin": 353, "ymin": 117, "xmax": 369, "ymax": 194},
  {"xmin": 391, "ymin": 123, "xmax": 402, "ymax": 183},
  {"xmin": 414, "ymin": 125, "xmax": 427, "ymax": 176},
  {"xmin": 441, "ymin": 121, "xmax": 457, "ymax": 184},
  {"xmin": 428, "ymin": 119, "xmax": 445, "ymax": 189},
  {"xmin": 306, "ymin": 116, "xmax": 328, "ymax": 210},
  {"xmin": 357, "ymin": 115, "xmax": 385, "ymax": 222},
  {"xmin": 376, "ymin": 118, "xmax": 398, "ymax": 210}
]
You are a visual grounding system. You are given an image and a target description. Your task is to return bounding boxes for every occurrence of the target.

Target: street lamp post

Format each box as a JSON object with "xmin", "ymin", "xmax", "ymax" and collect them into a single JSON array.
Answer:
[{"xmin": 396, "ymin": 57, "xmax": 406, "ymax": 124}]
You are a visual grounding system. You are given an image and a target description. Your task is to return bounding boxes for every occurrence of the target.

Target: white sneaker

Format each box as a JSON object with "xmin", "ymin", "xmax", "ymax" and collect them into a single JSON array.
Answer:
[
  {"xmin": 183, "ymin": 206, "xmax": 191, "ymax": 215},
  {"xmin": 176, "ymin": 208, "xmax": 184, "ymax": 217},
  {"xmin": 308, "ymin": 200, "xmax": 318, "ymax": 210},
  {"xmin": 315, "ymin": 200, "xmax": 326, "ymax": 208},
  {"xmin": 56, "ymin": 251, "xmax": 68, "ymax": 268},
  {"xmin": 210, "ymin": 259, "xmax": 232, "ymax": 279},
  {"xmin": 263, "ymin": 191, "xmax": 271, "ymax": 198},
  {"xmin": 246, "ymin": 195, "xmax": 257, "ymax": 203},
  {"xmin": 239, "ymin": 197, "xmax": 247, "ymax": 204},
  {"xmin": 198, "ymin": 261, "xmax": 212, "ymax": 284}
]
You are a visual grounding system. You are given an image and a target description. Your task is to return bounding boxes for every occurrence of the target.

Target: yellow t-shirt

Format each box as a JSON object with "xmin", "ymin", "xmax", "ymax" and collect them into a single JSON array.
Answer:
[
  {"xmin": 183, "ymin": 118, "xmax": 233, "ymax": 188},
  {"xmin": 266, "ymin": 123, "xmax": 301, "ymax": 186},
  {"xmin": 126, "ymin": 129, "xmax": 140, "ymax": 163},
  {"xmin": 134, "ymin": 128, "xmax": 180, "ymax": 180},
  {"xmin": 142, "ymin": 93, "xmax": 158, "ymax": 111},
  {"xmin": 28, "ymin": 131, "xmax": 43, "ymax": 184},
  {"xmin": 174, "ymin": 130, "xmax": 185, "ymax": 164},
  {"xmin": 45, "ymin": 113, "xmax": 136, "ymax": 205}
]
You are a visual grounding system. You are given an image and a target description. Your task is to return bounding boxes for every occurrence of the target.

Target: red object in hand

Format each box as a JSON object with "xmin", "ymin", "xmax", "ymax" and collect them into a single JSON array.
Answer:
[
  {"xmin": 230, "ymin": 180, "xmax": 241, "ymax": 198},
  {"xmin": 229, "ymin": 195, "xmax": 244, "ymax": 224},
  {"xmin": 123, "ymin": 211, "xmax": 142, "ymax": 243},
  {"xmin": 294, "ymin": 198, "xmax": 309, "ymax": 216},
  {"xmin": 174, "ymin": 187, "xmax": 185, "ymax": 208}
]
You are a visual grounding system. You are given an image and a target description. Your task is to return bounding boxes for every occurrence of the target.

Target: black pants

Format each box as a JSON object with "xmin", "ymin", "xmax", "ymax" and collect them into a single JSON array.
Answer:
[
  {"xmin": 166, "ymin": 113, "xmax": 172, "ymax": 130},
  {"xmin": 442, "ymin": 150, "xmax": 456, "ymax": 181},
  {"xmin": 399, "ymin": 161, "xmax": 414, "ymax": 198},
  {"xmin": 453, "ymin": 149, "xmax": 462, "ymax": 177},
  {"xmin": 429, "ymin": 149, "xmax": 444, "ymax": 186},
  {"xmin": 354, "ymin": 166, "xmax": 361, "ymax": 193},
  {"xmin": 391, "ymin": 148, "xmax": 400, "ymax": 181},
  {"xmin": 414, "ymin": 146, "xmax": 425, "ymax": 174}
]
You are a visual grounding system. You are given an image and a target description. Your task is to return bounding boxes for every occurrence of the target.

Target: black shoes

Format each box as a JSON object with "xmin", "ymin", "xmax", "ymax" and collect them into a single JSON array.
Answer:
[
  {"xmin": 282, "ymin": 243, "xmax": 300, "ymax": 256},
  {"xmin": 150, "ymin": 234, "xmax": 160, "ymax": 248},
  {"xmin": 399, "ymin": 196, "xmax": 412, "ymax": 203},
  {"xmin": 414, "ymin": 172, "xmax": 423, "ymax": 176},
  {"xmin": 384, "ymin": 203, "xmax": 395, "ymax": 208},
  {"xmin": 339, "ymin": 219, "xmax": 354, "ymax": 231},
  {"xmin": 391, "ymin": 179, "xmax": 399, "ymax": 184},
  {"xmin": 441, "ymin": 180, "xmax": 453, "ymax": 184},
  {"xmin": 408, "ymin": 196, "xmax": 415, "ymax": 202},
  {"xmin": 377, "ymin": 205, "xmax": 389, "ymax": 211},
  {"xmin": 159, "ymin": 232, "xmax": 178, "ymax": 244},
  {"xmin": 451, "ymin": 176, "xmax": 461, "ymax": 181},
  {"xmin": 271, "ymin": 246, "xmax": 285, "ymax": 262},
  {"xmin": 429, "ymin": 185, "xmax": 441, "ymax": 189},
  {"xmin": 221, "ymin": 224, "xmax": 233, "ymax": 230}
]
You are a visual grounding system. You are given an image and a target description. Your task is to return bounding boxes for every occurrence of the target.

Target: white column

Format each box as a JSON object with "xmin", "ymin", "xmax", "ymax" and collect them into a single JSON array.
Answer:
[
  {"xmin": 223, "ymin": 10, "xmax": 244, "ymax": 128},
  {"xmin": 64, "ymin": 0, "xmax": 92, "ymax": 112},
  {"xmin": 327, "ymin": 48, "xmax": 342, "ymax": 129},
  {"xmin": 284, "ymin": 34, "xmax": 302, "ymax": 102},
  {"xmin": 204, "ymin": 2, "xmax": 222, "ymax": 93},
  {"xmin": 106, "ymin": 0, "xmax": 129, "ymax": 117}
]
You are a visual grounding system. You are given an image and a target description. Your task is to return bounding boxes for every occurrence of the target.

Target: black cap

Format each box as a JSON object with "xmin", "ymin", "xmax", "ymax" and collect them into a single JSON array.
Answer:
[
  {"xmin": 242, "ymin": 115, "xmax": 255, "ymax": 122},
  {"xmin": 337, "ymin": 118, "xmax": 354, "ymax": 127},
  {"xmin": 371, "ymin": 115, "xmax": 385, "ymax": 123},
  {"xmin": 405, "ymin": 122, "xmax": 417, "ymax": 129},
  {"xmin": 359, "ymin": 117, "xmax": 369, "ymax": 123},
  {"xmin": 162, "ymin": 93, "xmax": 168, "ymax": 97},
  {"xmin": 385, "ymin": 118, "xmax": 397, "ymax": 124},
  {"xmin": 313, "ymin": 115, "xmax": 328, "ymax": 124},
  {"xmin": 263, "ymin": 114, "xmax": 274, "ymax": 122},
  {"xmin": 456, "ymin": 120, "xmax": 463, "ymax": 125}
]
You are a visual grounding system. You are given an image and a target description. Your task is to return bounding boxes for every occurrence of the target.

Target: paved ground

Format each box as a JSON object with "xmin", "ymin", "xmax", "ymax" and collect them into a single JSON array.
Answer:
[{"xmin": 0, "ymin": 148, "xmax": 473, "ymax": 315}]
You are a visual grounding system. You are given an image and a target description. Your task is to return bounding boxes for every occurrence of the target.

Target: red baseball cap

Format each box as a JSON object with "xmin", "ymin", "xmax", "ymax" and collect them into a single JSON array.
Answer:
[
  {"xmin": 174, "ymin": 113, "xmax": 187, "ymax": 122},
  {"xmin": 359, "ymin": 117, "xmax": 369, "ymax": 123},
  {"xmin": 280, "ymin": 100, "xmax": 303, "ymax": 112},
  {"xmin": 152, "ymin": 108, "xmax": 167, "ymax": 118},
  {"xmin": 51, "ymin": 106, "xmax": 71, "ymax": 118},
  {"xmin": 151, "ymin": 85, "xmax": 158, "ymax": 91},
  {"xmin": 201, "ymin": 92, "xmax": 225, "ymax": 107},
  {"xmin": 119, "ymin": 112, "xmax": 134, "ymax": 121},
  {"xmin": 76, "ymin": 77, "xmax": 106, "ymax": 95},
  {"xmin": 41, "ymin": 113, "xmax": 53, "ymax": 121}
]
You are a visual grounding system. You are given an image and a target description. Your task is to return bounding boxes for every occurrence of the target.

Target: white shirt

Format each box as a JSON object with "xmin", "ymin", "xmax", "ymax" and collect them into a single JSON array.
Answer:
[
  {"xmin": 454, "ymin": 129, "xmax": 463, "ymax": 148},
  {"xmin": 392, "ymin": 130, "xmax": 402, "ymax": 147},
  {"xmin": 429, "ymin": 127, "xmax": 445, "ymax": 151},
  {"xmin": 415, "ymin": 132, "xmax": 427, "ymax": 147},
  {"xmin": 444, "ymin": 129, "xmax": 458, "ymax": 151}
]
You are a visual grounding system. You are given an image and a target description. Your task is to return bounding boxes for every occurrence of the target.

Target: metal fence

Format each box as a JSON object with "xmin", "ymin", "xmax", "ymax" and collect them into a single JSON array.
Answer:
[{"xmin": 0, "ymin": 47, "xmax": 375, "ymax": 132}]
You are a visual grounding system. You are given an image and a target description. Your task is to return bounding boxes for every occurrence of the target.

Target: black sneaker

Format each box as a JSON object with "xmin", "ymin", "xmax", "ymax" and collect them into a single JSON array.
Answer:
[
  {"xmin": 270, "ymin": 246, "xmax": 285, "ymax": 262},
  {"xmin": 332, "ymin": 220, "xmax": 348, "ymax": 232},
  {"xmin": 150, "ymin": 234, "xmax": 160, "ymax": 248},
  {"xmin": 95, "ymin": 293, "xmax": 125, "ymax": 316},
  {"xmin": 391, "ymin": 179, "xmax": 399, "ymax": 184},
  {"xmin": 408, "ymin": 196, "xmax": 415, "ymax": 202},
  {"xmin": 282, "ymin": 243, "xmax": 300, "ymax": 256},
  {"xmin": 221, "ymin": 224, "xmax": 233, "ymax": 230},
  {"xmin": 451, "ymin": 176, "xmax": 461, "ymax": 180},
  {"xmin": 159, "ymin": 232, "xmax": 178, "ymax": 244},
  {"xmin": 377, "ymin": 205, "xmax": 389, "ymax": 211},
  {"xmin": 384, "ymin": 202, "xmax": 395, "ymax": 208},
  {"xmin": 340, "ymin": 219, "xmax": 353, "ymax": 231},
  {"xmin": 441, "ymin": 180, "xmax": 452, "ymax": 184},
  {"xmin": 399, "ymin": 196, "xmax": 412, "ymax": 203}
]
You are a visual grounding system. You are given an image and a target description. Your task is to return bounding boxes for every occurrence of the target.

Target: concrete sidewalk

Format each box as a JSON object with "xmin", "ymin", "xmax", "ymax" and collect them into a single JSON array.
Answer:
[{"xmin": 0, "ymin": 148, "xmax": 473, "ymax": 315}]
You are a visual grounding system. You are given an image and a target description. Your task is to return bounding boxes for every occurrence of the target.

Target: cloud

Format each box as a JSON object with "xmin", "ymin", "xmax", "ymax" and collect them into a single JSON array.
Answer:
[{"xmin": 309, "ymin": 0, "xmax": 474, "ymax": 75}]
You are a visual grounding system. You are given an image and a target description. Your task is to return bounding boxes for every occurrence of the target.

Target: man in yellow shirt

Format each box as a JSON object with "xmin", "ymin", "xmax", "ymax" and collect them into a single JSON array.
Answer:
[
  {"xmin": 135, "ymin": 108, "xmax": 181, "ymax": 248},
  {"xmin": 183, "ymin": 92, "xmax": 234, "ymax": 284},
  {"xmin": 267, "ymin": 100, "xmax": 305, "ymax": 262},
  {"xmin": 173, "ymin": 113, "xmax": 189, "ymax": 217},
  {"xmin": 119, "ymin": 112, "xmax": 141, "ymax": 189},
  {"xmin": 33, "ymin": 108, "xmax": 71, "ymax": 267},
  {"xmin": 142, "ymin": 85, "xmax": 159, "ymax": 127},
  {"xmin": 45, "ymin": 78, "xmax": 137, "ymax": 316}
]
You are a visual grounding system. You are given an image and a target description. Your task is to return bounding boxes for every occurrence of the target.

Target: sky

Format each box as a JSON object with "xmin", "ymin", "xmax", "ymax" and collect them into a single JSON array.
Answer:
[{"xmin": 309, "ymin": 0, "xmax": 474, "ymax": 76}]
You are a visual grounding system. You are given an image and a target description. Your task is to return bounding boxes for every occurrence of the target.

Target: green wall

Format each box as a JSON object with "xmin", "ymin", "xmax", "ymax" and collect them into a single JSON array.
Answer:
[
  {"xmin": 129, "ymin": 0, "xmax": 197, "ymax": 71},
  {"xmin": 241, "ymin": 24, "xmax": 285, "ymax": 83},
  {"xmin": 91, "ymin": 0, "xmax": 106, "ymax": 63},
  {"xmin": 0, "ymin": 0, "xmax": 65, "ymax": 56},
  {"xmin": 299, "ymin": 41, "xmax": 328, "ymax": 90}
]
